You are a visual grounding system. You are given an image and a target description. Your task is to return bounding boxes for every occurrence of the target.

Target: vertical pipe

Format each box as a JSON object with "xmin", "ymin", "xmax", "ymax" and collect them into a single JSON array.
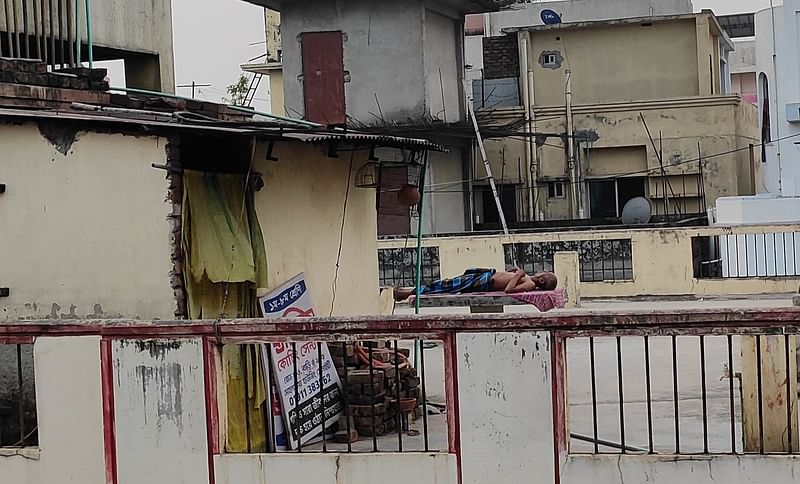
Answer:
[
  {"xmin": 84, "ymin": 0, "xmax": 90, "ymax": 66},
  {"xmin": 263, "ymin": 347, "xmax": 275, "ymax": 453},
  {"xmin": 644, "ymin": 336, "xmax": 654, "ymax": 454},
  {"xmin": 566, "ymin": 70, "xmax": 579, "ymax": 219},
  {"xmin": 616, "ymin": 336, "xmax": 626, "ymax": 453},
  {"xmin": 728, "ymin": 334, "xmax": 736, "ymax": 453},
  {"xmin": 240, "ymin": 346, "xmax": 252, "ymax": 453},
  {"xmin": 317, "ymin": 343, "xmax": 327, "ymax": 452},
  {"xmin": 672, "ymin": 335, "xmax": 680, "ymax": 453},
  {"xmin": 700, "ymin": 335, "xmax": 709, "ymax": 453},
  {"xmin": 589, "ymin": 337, "xmax": 599, "ymax": 453},
  {"xmin": 291, "ymin": 342, "xmax": 301, "ymax": 452}
]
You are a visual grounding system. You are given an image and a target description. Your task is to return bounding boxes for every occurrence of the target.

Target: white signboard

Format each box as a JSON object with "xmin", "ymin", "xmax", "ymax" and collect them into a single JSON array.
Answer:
[{"xmin": 258, "ymin": 273, "xmax": 345, "ymax": 449}]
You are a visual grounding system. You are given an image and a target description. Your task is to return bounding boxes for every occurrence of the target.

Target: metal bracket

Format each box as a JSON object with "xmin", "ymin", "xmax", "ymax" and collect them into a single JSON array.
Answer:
[
  {"xmin": 0, "ymin": 288, "xmax": 9, "ymax": 297},
  {"xmin": 327, "ymin": 140, "xmax": 340, "ymax": 159},
  {"xmin": 265, "ymin": 140, "xmax": 279, "ymax": 161},
  {"xmin": 0, "ymin": 183, "xmax": 5, "ymax": 193}
]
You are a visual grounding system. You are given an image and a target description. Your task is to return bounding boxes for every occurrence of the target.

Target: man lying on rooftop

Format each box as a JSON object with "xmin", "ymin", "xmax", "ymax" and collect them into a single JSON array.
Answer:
[{"xmin": 393, "ymin": 268, "xmax": 558, "ymax": 302}]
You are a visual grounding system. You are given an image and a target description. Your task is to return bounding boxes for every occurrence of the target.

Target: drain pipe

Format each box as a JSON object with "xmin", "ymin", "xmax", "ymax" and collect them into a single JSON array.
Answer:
[
  {"xmin": 566, "ymin": 69, "xmax": 580, "ymax": 218},
  {"xmin": 519, "ymin": 31, "xmax": 536, "ymax": 221}
]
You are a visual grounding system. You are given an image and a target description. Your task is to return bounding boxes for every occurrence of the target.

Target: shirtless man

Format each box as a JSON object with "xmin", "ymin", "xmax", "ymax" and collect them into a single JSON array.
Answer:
[{"xmin": 393, "ymin": 268, "xmax": 557, "ymax": 302}]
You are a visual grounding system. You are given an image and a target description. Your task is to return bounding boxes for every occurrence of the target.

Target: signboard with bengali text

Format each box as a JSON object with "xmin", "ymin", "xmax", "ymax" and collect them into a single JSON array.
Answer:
[{"xmin": 258, "ymin": 273, "xmax": 344, "ymax": 449}]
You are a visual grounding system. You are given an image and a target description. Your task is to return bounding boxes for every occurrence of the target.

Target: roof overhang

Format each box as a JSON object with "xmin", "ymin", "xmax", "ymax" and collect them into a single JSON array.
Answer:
[{"xmin": 239, "ymin": 0, "xmax": 512, "ymax": 14}]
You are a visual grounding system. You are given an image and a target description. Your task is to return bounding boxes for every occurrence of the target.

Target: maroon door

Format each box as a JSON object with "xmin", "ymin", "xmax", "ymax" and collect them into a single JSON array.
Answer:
[{"xmin": 300, "ymin": 31, "xmax": 346, "ymax": 126}]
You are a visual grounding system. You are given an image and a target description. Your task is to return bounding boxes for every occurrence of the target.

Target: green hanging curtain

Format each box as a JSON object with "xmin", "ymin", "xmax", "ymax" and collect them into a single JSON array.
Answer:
[{"xmin": 182, "ymin": 170, "xmax": 269, "ymax": 452}]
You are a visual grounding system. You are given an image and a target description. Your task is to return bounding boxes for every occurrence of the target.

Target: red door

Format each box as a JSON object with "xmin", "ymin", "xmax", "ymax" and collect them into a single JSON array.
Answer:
[{"xmin": 300, "ymin": 31, "xmax": 346, "ymax": 126}]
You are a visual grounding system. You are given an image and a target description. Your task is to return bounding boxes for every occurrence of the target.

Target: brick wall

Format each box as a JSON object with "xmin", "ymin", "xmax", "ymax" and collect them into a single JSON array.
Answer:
[{"xmin": 482, "ymin": 36, "xmax": 519, "ymax": 80}]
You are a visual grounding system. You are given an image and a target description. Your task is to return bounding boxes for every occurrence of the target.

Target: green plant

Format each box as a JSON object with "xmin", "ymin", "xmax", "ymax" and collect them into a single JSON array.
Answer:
[{"xmin": 224, "ymin": 73, "xmax": 250, "ymax": 106}]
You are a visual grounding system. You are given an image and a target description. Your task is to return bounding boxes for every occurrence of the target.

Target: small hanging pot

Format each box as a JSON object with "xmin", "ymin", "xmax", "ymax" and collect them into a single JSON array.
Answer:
[{"xmin": 397, "ymin": 184, "xmax": 421, "ymax": 206}]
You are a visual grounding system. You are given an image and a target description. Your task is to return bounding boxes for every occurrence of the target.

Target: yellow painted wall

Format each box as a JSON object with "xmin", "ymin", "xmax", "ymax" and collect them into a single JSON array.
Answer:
[
  {"xmin": 0, "ymin": 123, "xmax": 175, "ymax": 321},
  {"xmin": 529, "ymin": 19, "xmax": 703, "ymax": 105},
  {"xmin": 482, "ymin": 96, "xmax": 759, "ymax": 221},
  {"xmin": 378, "ymin": 224, "xmax": 800, "ymax": 298},
  {"xmin": 269, "ymin": 70, "xmax": 285, "ymax": 116},
  {"xmin": 254, "ymin": 142, "xmax": 378, "ymax": 316}
]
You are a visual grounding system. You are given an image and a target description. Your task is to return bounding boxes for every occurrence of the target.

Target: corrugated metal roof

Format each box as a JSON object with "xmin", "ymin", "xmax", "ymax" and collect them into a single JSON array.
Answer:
[{"xmin": 0, "ymin": 107, "xmax": 446, "ymax": 151}]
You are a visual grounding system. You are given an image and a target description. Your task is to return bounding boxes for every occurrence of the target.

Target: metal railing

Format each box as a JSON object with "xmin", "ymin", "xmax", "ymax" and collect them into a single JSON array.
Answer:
[
  {"xmin": 226, "ymin": 338, "xmax": 443, "ymax": 454},
  {"xmin": 693, "ymin": 231, "xmax": 800, "ymax": 279},
  {"xmin": 378, "ymin": 247, "xmax": 441, "ymax": 288},
  {"xmin": 1, "ymin": 0, "xmax": 82, "ymax": 70},
  {"xmin": 0, "ymin": 343, "xmax": 37, "ymax": 448},
  {"xmin": 505, "ymin": 239, "xmax": 633, "ymax": 282},
  {"xmin": 565, "ymin": 331, "xmax": 797, "ymax": 455}
]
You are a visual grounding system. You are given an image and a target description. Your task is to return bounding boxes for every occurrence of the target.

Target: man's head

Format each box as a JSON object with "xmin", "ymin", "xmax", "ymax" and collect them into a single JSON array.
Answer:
[{"xmin": 533, "ymin": 272, "xmax": 558, "ymax": 290}]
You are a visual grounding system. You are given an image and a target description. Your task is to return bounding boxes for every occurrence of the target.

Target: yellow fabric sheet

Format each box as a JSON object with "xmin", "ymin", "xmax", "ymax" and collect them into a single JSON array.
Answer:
[{"xmin": 181, "ymin": 170, "xmax": 268, "ymax": 453}]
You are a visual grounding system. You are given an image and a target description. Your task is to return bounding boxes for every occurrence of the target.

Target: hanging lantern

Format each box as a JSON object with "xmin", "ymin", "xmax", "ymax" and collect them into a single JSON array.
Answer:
[{"xmin": 354, "ymin": 161, "xmax": 380, "ymax": 188}]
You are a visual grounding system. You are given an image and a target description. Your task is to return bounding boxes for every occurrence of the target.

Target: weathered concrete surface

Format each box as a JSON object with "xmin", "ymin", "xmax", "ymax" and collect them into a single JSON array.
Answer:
[
  {"xmin": 113, "ymin": 339, "xmax": 209, "ymax": 484},
  {"xmin": 457, "ymin": 332, "xmax": 554, "ymax": 484},
  {"xmin": 1, "ymin": 337, "xmax": 105, "ymax": 484},
  {"xmin": 215, "ymin": 452, "xmax": 457, "ymax": 484},
  {"xmin": 0, "ymin": 123, "xmax": 175, "ymax": 322}
]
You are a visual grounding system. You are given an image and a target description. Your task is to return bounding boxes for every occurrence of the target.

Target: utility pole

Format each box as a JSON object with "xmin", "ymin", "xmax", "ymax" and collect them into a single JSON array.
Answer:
[
  {"xmin": 565, "ymin": 70, "xmax": 582, "ymax": 219},
  {"xmin": 176, "ymin": 81, "xmax": 211, "ymax": 99}
]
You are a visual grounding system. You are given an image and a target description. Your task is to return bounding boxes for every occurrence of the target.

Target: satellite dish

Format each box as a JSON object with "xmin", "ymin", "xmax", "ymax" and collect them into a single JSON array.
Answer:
[
  {"xmin": 540, "ymin": 9, "xmax": 562, "ymax": 25},
  {"xmin": 621, "ymin": 197, "xmax": 652, "ymax": 225}
]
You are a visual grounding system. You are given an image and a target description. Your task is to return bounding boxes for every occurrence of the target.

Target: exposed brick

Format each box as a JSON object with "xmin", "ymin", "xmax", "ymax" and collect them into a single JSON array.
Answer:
[{"xmin": 483, "ymin": 35, "xmax": 520, "ymax": 80}]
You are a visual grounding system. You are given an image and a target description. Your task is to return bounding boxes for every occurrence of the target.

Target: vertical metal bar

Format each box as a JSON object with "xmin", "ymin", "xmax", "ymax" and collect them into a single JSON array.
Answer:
[
  {"xmin": 74, "ymin": 0, "xmax": 78, "ymax": 65},
  {"xmin": 2, "ymin": 0, "xmax": 12, "ymax": 58},
  {"xmin": 672, "ymin": 335, "xmax": 680, "ymax": 453},
  {"xmin": 32, "ymin": 0, "xmax": 40, "ymax": 60},
  {"xmin": 65, "ymin": 0, "xmax": 73, "ymax": 66},
  {"xmin": 763, "ymin": 232, "xmax": 769, "ymax": 277},
  {"xmin": 17, "ymin": 344, "xmax": 25, "ymax": 446},
  {"xmin": 784, "ymin": 233, "xmax": 789, "ymax": 276},
  {"xmin": 728, "ymin": 334, "xmax": 736, "ymax": 453},
  {"xmin": 394, "ymin": 339, "xmax": 403, "ymax": 452},
  {"xmin": 263, "ymin": 346, "xmax": 275, "ymax": 453},
  {"xmin": 48, "ymin": 0, "xmax": 54, "ymax": 69},
  {"xmin": 616, "ymin": 336, "xmax": 626, "ymax": 453},
  {"xmin": 39, "ymin": 0, "xmax": 46, "ymax": 64},
  {"xmin": 57, "ymin": 0, "xmax": 63, "ymax": 67},
  {"xmin": 292, "ymin": 342, "xmax": 301, "ymax": 452},
  {"xmin": 317, "ymin": 343, "xmax": 327, "ymax": 452},
  {"xmin": 11, "ymin": 0, "xmax": 19, "ymax": 57},
  {"xmin": 756, "ymin": 336, "xmax": 765, "ymax": 454},
  {"xmin": 772, "ymin": 232, "xmax": 777, "ymax": 277},
  {"xmin": 240, "ymin": 345, "xmax": 252, "ymax": 453},
  {"xmin": 793, "ymin": 232, "xmax": 798, "ymax": 276},
  {"xmin": 727, "ymin": 235, "xmax": 733, "ymax": 277},
  {"xmin": 368, "ymin": 343, "xmax": 378, "ymax": 452},
  {"xmin": 602, "ymin": 240, "xmax": 608, "ymax": 281},
  {"xmin": 21, "ymin": 0, "xmax": 29, "ymax": 58},
  {"xmin": 740, "ymin": 235, "xmax": 746, "ymax": 277},
  {"xmin": 591, "ymin": 240, "xmax": 597, "ymax": 282},
  {"xmin": 589, "ymin": 337, "xmax": 599, "ymax": 454},
  {"xmin": 644, "ymin": 336, "xmax": 654, "ymax": 454},
  {"xmin": 420, "ymin": 337, "xmax": 429, "ymax": 452},
  {"xmin": 700, "ymin": 335, "xmax": 709, "ymax": 454},
  {"xmin": 785, "ymin": 334, "xmax": 793, "ymax": 454},
  {"xmin": 342, "ymin": 343, "xmax": 352, "ymax": 453}
]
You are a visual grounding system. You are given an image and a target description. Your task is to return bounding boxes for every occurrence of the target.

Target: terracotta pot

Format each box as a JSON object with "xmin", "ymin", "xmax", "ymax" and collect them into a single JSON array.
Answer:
[
  {"xmin": 397, "ymin": 184, "xmax": 421, "ymax": 206},
  {"xmin": 399, "ymin": 398, "xmax": 417, "ymax": 413}
]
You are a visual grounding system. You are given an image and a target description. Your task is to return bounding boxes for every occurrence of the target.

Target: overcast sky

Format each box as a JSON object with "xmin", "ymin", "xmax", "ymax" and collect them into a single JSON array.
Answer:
[{"xmin": 102, "ymin": 0, "xmax": 779, "ymax": 113}]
